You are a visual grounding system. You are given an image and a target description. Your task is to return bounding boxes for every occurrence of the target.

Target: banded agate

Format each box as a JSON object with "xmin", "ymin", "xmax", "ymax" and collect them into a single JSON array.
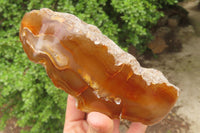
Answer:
[{"xmin": 19, "ymin": 8, "xmax": 179, "ymax": 125}]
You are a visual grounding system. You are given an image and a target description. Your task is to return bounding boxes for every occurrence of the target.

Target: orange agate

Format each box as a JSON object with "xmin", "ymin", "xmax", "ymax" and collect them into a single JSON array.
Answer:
[{"xmin": 19, "ymin": 8, "xmax": 179, "ymax": 125}]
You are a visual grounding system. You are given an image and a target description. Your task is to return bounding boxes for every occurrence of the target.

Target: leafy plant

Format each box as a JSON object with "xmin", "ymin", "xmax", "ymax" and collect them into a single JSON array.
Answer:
[{"xmin": 0, "ymin": 0, "xmax": 178, "ymax": 132}]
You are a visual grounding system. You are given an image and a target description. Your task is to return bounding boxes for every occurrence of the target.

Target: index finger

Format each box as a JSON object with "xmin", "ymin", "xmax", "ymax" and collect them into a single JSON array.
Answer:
[{"xmin": 64, "ymin": 95, "xmax": 86, "ymax": 123}]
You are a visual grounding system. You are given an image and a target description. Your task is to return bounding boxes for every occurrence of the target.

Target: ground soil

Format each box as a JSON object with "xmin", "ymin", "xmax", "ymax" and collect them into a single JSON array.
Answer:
[{"xmin": 144, "ymin": 1, "xmax": 200, "ymax": 132}]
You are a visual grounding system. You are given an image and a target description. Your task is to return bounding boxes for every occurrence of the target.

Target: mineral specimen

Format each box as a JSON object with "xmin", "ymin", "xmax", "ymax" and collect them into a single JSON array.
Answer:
[{"xmin": 19, "ymin": 8, "xmax": 179, "ymax": 125}]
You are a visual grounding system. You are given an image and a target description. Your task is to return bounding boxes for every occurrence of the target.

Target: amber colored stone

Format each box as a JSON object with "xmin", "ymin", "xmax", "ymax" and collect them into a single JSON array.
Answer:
[{"xmin": 19, "ymin": 8, "xmax": 179, "ymax": 125}]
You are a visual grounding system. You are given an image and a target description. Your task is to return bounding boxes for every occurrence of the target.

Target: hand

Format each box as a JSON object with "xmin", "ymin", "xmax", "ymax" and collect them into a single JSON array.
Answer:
[{"xmin": 63, "ymin": 95, "xmax": 147, "ymax": 133}]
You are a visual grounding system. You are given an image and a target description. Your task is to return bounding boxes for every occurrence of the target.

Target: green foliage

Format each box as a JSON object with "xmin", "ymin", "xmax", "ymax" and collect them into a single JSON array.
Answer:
[
  {"xmin": 110, "ymin": 0, "xmax": 178, "ymax": 52},
  {"xmin": 0, "ymin": 0, "xmax": 177, "ymax": 132}
]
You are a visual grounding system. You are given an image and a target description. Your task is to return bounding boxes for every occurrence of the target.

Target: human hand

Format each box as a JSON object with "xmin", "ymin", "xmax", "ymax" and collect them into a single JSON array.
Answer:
[{"xmin": 63, "ymin": 95, "xmax": 147, "ymax": 133}]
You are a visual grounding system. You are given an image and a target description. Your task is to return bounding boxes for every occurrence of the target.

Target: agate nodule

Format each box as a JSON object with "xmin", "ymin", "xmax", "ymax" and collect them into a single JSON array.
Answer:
[{"xmin": 19, "ymin": 8, "xmax": 179, "ymax": 125}]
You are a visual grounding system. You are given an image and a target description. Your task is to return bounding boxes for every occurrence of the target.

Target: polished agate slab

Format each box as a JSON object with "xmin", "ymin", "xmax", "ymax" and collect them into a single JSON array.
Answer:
[{"xmin": 19, "ymin": 8, "xmax": 179, "ymax": 125}]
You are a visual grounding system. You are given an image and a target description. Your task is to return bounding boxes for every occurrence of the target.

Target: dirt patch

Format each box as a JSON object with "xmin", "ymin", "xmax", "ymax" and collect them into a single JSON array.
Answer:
[
  {"xmin": 139, "ymin": 1, "xmax": 200, "ymax": 131},
  {"xmin": 139, "ymin": 27, "xmax": 200, "ymax": 133},
  {"xmin": 137, "ymin": 1, "xmax": 200, "ymax": 133},
  {"xmin": 0, "ymin": 109, "xmax": 30, "ymax": 133},
  {"xmin": 2, "ymin": 118, "xmax": 23, "ymax": 133},
  {"xmin": 146, "ymin": 107, "xmax": 190, "ymax": 133}
]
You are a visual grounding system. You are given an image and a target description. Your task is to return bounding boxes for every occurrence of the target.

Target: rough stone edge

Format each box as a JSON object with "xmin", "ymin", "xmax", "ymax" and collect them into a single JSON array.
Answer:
[{"xmin": 39, "ymin": 8, "xmax": 180, "ymax": 93}]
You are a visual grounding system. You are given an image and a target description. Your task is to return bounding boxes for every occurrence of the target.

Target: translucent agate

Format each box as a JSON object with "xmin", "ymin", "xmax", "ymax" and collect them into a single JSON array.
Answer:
[{"xmin": 19, "ymin": 8, "xmax": 179, "ymax": 125}]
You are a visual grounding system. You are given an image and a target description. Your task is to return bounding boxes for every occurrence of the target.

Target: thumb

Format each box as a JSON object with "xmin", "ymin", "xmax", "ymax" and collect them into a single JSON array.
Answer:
[
  {"xmin": 87, "ymin": 112, "xmax": 113, "ymax": 133},
  {"xmin": 126, "ymin": 122, "xmax": 147, "ymax": 133}
]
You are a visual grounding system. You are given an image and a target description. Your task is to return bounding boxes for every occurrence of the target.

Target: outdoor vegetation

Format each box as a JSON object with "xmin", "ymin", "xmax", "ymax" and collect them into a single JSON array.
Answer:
[{"xmin": 0, "ymin": 0, "xmax": 178, "ymax": 132}]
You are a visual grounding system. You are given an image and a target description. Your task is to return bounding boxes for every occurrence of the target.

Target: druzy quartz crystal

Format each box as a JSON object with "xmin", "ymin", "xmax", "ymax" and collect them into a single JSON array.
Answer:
[{"xmin": 19, "ymin": 8, "xmax": 179, "ymax": 125}]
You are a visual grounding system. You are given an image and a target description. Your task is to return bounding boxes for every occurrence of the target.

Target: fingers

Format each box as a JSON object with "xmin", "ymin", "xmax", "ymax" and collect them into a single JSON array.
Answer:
[
  {"xmin": 113, "ymin": 119, "xmax": 120, "ymax": 133},
  {"xmin": 64, "ymin": 95, "xmax": 85, "ymax": 123},
  {"xmin": 126, "ymin": 122, "xmax": 147, "ymax": 133},
  {"xmin": 64, "ymin": 95, "xmax": 146, "ymax": 133},
  {"xmin": 87, "ymin": 112, "xmax": 113, "ymax": 133}
]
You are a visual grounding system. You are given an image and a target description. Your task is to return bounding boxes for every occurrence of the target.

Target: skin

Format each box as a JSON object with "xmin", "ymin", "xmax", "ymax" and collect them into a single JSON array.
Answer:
[{"xmin": 63, "ymin": 95, "xmax": 147, "ymax": 133}]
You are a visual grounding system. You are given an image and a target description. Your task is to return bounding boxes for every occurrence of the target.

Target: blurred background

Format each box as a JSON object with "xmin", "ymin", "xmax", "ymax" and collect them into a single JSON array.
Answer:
[{"xmin": 0, "ymin": 0, "xmax": 199, "ymax": 132}]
